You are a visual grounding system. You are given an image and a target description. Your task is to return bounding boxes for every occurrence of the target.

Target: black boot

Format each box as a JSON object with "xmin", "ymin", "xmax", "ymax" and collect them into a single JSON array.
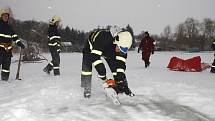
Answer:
[
  {"xmin": 1, "ymin": 72, "xmax": 9, "ymax": 81},
  {"xmin": 211, "ymin": 60, "xmax": 215, "ymax": 73},
  {"xmin": 43, "ymin": 63, "xmax": 53, "ymax": 74},
  {"xmin": 147, "ymin": 61, "xmax": 150, "ymax": 67},
  {"xmin": 145, "ymin": 63, "xmax": 148, "ymax": 68},
  {"xmin": 53, "ymin": 69, "xmax": 60, "ymax": 76}
]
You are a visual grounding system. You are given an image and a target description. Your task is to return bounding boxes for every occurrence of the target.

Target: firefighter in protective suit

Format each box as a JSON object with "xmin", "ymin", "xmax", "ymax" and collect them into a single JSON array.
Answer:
[
  {"xmin": 43, "ymin": 16, "xmax": 61, "ymax": 76},
  {"xmin": 0, "ymin": 8, "xmax": 25, "ymax": 81},
  {"xmin": 211, "ymin": 39, "xmax": 215, "ymax": 73},
  {"xmin": 81, "ymin": 26, "xmax": 134, "ymax": 98}
]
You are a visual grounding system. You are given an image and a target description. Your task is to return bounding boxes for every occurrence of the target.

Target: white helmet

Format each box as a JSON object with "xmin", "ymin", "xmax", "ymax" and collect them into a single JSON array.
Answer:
[
  {"xmin": 114, "ymin": 31, "xmax": 132, "ymax": 53},
  {"xmin": 0, "ymin": 8, "xmax": 10, "ymax": 17},
  {"xmin": 49, "ymin": 15, "xmax": 61, "ymax": 25}
]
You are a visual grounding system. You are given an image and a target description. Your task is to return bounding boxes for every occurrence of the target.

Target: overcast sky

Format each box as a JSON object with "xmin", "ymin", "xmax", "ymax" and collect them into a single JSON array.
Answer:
[{"xmin": 1, "ymin": 0, "xmax": 215, "ymax": 35}]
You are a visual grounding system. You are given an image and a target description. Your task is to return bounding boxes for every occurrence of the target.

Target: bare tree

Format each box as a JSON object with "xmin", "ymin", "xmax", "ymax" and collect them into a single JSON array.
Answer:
[
  {"xmin": 201, "ymin": 18, "xmax": 215, "ymax": 38},
  {"xmin": 184, "ymin": 18, "xmax": 199, "ymax": 37},
  {"xmin": 174, "ymin": 23, "xmax": 187, "ymax": 50},
  {"xmin": 183, "ymin": 18, "xmax": 200, "ymax": 48},
  {"xmin": 160, "ymin": 25, "xmax": 172, "ymax": 50},
  {"xmin": 199, "ymin": 18, "xmax": 215, "ymax": 50}
]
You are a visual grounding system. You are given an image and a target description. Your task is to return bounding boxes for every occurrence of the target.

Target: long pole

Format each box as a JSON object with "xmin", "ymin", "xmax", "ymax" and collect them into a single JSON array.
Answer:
[{"xmin": 15, "ymin": 49, "xmax": 22, "ymax": 80}]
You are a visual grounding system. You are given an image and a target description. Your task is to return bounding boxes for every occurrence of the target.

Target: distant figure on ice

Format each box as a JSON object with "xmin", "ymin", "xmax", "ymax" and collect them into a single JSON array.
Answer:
[
  {"xmin": 211, "ymin": 39, "xmax": 215, "ymax": 73},
  {"xmin": 81, "ymin": 26, "xmax": 134, "ymax": 98},
  {"xmin": 0, "ymin": 8, "xmax": 25, "ymax": 81},
  {"xmin": 138, "ymin": 31, "xmax": 155, "ymax": 68},
  {"xmin": 43, "ymin": 16, "xmax": 61, "ymax": 76}
]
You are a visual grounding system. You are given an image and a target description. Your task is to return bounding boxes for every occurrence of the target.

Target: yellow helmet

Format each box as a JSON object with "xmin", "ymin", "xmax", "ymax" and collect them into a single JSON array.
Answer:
[
  {"xmin": 0, "ymin": 8, "xmax": 10, "ymax": 17},
  {"xmin": 114, "ymin": 31, "xmax": 132, "ymax": 53},
  {"xmin": 49, "ymin": 15, "xmax": 61, "ymax": 25}
]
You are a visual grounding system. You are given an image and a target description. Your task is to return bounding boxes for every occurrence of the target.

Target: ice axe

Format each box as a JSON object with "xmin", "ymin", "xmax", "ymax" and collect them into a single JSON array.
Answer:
[{"xmin": 15, "ymin": 48, "xmax": 22, "ymax": 80}]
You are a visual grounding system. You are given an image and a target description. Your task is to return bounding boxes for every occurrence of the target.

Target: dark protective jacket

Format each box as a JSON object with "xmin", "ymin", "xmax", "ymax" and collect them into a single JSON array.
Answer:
[
  {"xmin": 212, "ymin": 39, "xmax": 215, "ymax": 50},
  {"xmin": 138, "ymin": 36, "xmax": 155, "ymax": 60},
  {"xmin": 0, "ymin": 19, "xmax": 25, "ymax": 80},
  {"xmin": 83, "ymin": 29, "xmax": 127, "ymax": 81},
  {"xmin": 0, "ymin": 19, "xmax": 23, "ymax": 54},
  {"xmin": 47, "ymin": 25, "xmax": 61, "ymax": 52},
  {"xmin": 210, "ymin": 39, "xmax": 215, "ymax": 73}
]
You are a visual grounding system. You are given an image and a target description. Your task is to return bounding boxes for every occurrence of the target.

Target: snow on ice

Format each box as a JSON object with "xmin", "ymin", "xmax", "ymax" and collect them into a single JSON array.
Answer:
[{"xmin": 0, "ymin": 51, "xmax": 215, "ymax": 121}]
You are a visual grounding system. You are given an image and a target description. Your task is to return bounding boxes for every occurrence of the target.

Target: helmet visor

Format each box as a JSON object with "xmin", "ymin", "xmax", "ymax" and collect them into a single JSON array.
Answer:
[{"xmin": 119, "ymin": 46, "xmax": 129, "ymax": 53}]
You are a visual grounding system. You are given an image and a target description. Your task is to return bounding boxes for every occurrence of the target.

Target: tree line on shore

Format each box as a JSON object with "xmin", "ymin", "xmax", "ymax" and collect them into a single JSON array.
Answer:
[{"xmin": 10, "ymin": 17, "xmax": 215, "ymax": 52}]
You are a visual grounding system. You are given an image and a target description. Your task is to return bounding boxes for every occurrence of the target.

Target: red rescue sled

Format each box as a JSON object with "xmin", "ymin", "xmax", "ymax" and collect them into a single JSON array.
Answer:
[{"xmin": 167, "ymin": 56, "xmax": 211, "ymax": 72}]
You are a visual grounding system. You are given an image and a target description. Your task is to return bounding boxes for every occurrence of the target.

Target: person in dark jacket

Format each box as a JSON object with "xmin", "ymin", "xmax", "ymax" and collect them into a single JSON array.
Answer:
[
  {"xmin": 138, "ymin": 31, "xmax": 155, "ymax": 68},
  {"xmin": 0, "ymin": 8, "xmax": 25, "ymax": 81},
  {"xmin": 43, "ymin": 16, "xmax": 61, "ymax": 76},
  {"xmin": 211, "ymin": 39, "xmax": 215, "ymax": 73},
  {"xmin": 81, "ymin": 26, "xmax": 134, "ymax": 98}
]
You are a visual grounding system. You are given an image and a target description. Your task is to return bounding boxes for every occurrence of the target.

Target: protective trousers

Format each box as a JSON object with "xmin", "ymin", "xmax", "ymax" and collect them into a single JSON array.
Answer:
[
  {"xmin": 0, "ymin": 49, "xmax": 11, "ymax": 81},
  {"xmin": 142, "ymin": 52, "xmax": 151, "ymax": 67},
  {"xmin": 81, "ymin": 53, "xmax": 118, "ymax": 88},
  {"xmin": 81, "ymin": 53, "xmax": 92, "ymax": 88},
  {"xmin": 211, "ymin": 53, "xmax": 215, "ymax": 73},
  {"xmin": 50, "ymin": 47, "xmax": 60, "ymax": 75},
  {"xmin": 81, "ymin": 53, "xmax": 132, "ymax": 96}
]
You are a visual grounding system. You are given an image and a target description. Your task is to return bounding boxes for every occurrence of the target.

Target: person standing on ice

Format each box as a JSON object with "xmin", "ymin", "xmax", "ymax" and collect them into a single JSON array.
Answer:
[
  {"xmin": 43, "ymin": 16, "xmax": 61, "ymax": 76},
  {"xmin": 0, "ymin": 8, "xmax": 25, "ymax": 81},
  {"xmin": 138, "ymin": 31, "xmax": 155, "ymax": 68},
  {"xmin": 211, "ymin": 39, "xmax": 215, "ymax": 73},
  {"xmin": 81, "ymin": 26, "xmax": 134, "ymax": 98}
]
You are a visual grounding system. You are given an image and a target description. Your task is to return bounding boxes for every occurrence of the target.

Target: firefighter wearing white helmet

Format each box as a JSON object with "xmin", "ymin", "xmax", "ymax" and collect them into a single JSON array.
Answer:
[
  {"xmin": 81, "ymin": 27, "xmax": 134, "ymax": 98},
  {"xmin": 114, "ymin": 31, "xmax": 132, "ymax": 53},
  {"xmin": 0, "ymin": 8, "xmax": 25, "ymax": 81},
  {"xmin": 43, "ymin": 15, "xmax": 62, "ymax": 76}
]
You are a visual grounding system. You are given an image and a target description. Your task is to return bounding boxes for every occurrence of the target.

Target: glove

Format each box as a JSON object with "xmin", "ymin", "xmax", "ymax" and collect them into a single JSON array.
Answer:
[
  {"xmin": 124, "ymin": 85, "xmax": 135, "ymax": 96},
  {"xmin": 56, "ymin": 44, "xmax": 61, "ymax": 53},
  {"xmin": 57, "ymin": 48, "xmax": 61, "ymax": 53},
  {"xmin": 17, "ymin": 42, "xmax": 25, "ymax": 49},
  {"xmin": 103, "ymin": 79, "xmax": 116, "ymax": 88},
  {"xmin": 115, "ymin": 81, "xmax": 126, "ymax": 93},
  {"xmin": 114, "ymin": 80, "xmax": 135, "ymax": 96}
]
